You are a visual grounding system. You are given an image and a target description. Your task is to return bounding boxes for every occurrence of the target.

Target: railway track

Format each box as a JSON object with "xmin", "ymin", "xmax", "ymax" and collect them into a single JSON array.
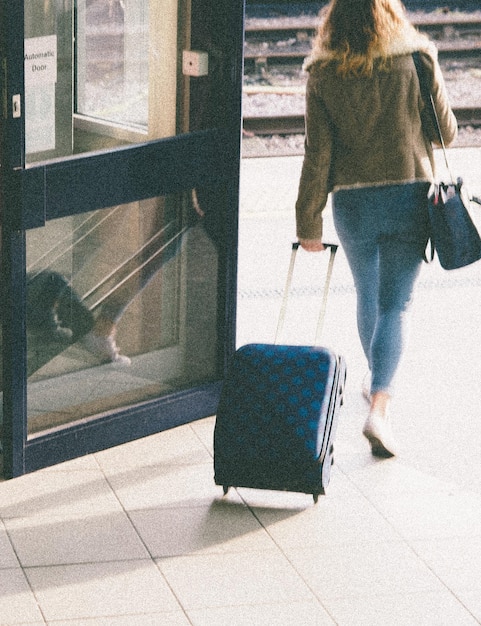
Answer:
[
  {"xmin": 243, "ymin": 107, "xmax": 481, "ymax": 135},
  {"xmin": 244, "ymin": 12, "xmax": 481, "ymax": 69},
  {"xmin": 245, "ymin": 12, "xmax": 481, "ymax": 36},
  {"xmin": 243, "ymin": 9, "xmax": 481, "ymax": 139},
  {"xmin": 245, "ymin": 41, "xmax": 481, "ymax": 71}
]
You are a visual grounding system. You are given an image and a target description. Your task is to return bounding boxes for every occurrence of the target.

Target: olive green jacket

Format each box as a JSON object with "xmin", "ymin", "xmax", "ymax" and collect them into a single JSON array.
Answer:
[{"xmin": 295, "ymin": 33, "xmax": 458, "ymax": 241}]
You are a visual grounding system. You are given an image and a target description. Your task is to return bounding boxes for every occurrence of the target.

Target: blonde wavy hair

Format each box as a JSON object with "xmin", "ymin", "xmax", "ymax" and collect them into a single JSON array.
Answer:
[{"xmin": 313, "ymin": 0, "xmax": 413, "ymax": 76}]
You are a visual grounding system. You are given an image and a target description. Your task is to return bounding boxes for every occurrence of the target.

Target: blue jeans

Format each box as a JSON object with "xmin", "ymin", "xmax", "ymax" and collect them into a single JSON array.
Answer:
[
  {"xmin": 332, "ymin": 183, "xmax": 430, "ymax": 396},
  {"xmin": 98, "ymin": 221, "xmax": 184, "ymax": 323}
]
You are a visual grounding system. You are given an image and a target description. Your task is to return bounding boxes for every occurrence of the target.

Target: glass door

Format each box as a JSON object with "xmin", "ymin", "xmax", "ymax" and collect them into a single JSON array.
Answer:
[{"xmin": 0, "ymin": 0, "xmax": 243, "ymax": 477}]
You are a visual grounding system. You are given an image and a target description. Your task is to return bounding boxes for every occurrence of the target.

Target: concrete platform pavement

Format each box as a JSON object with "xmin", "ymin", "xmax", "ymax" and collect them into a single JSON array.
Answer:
[
  {"xmin": 238, "ymin": 146, "xmax": 481, "ymax": 491},
  {"xmin": 1, "ymin": 147, "xmax": 481, "ymax": 625}
]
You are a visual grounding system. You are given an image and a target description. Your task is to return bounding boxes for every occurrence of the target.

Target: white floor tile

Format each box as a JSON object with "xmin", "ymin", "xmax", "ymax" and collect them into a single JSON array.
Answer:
[
  {"xmin": 129, "ymin": 500, "xmax": 278, "ymax": 557},
  {"xmin": 187, "ymin": 601, "xmax": 336, "ymax": 626},
  {"xmin": 158, "ymin": 551, "xmax": 315, "ymax": 610},
  {"xmin": 25, "ymin": 560, "xmax": 181, "ymax": 621},
  {"xmin": 0, "ymin": 569, "xmax": 45, "ymax": 624},
  {"xmin": 0, "ymin": 520, "xmax": 19, "ymax": 568},
  {"xmin": 285, "ymin": 541, "xmax": 445, "ymax": 601},
  {"xmin": 455, "ymin": 589, "xmax": 481, "ymax": 623},
  {"xmin": 106, "ymin": 463, "xmax": 241, "ymax": 510},
  {"xmin": 0, "ymin": 469, "xmax": 121, "ymax": 519},
  {"xmin": 47, "ymin": 613, "xmax": 190, "ymax": 625},
  {"xmin": 250, "ymin": 493, "xmax": 400, "ymax": 549},
  {"xmin": 95, "ymin": 424, "xmax": 212, "ymax": 470},
  {"xmin": 6, "ymin": 512, "xmax": 149, "ymax": 567},
  {"xmin": 337, "ymin": 456, "xmax": 460, "ymax": 497},
  {"xmin": 368, "ymin": 490, "xmax": 481, "ymax": 540},
  {"xmin": 410, "ymin": 536, "xmax": 481, "ymax": 591},
  {"xmin": 325, "ymin": 591, "xmax": 480, "ymax": 626},
  {"xmin": 189, "ymin": 416, "xmax": 216, "ymax": 456}
]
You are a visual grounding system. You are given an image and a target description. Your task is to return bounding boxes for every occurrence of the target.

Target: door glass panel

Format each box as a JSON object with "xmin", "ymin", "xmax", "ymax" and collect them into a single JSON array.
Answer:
[
  {"xmin": 25, "ymin": 0, "xmax": 181, "ymax": 164},
  {"xmin": 25, "ymin": 189, "xmax": 220, "ymax": 436},
  {"xmin": 76, "ymin": 0, "xmax": 149, "ymax": 129}
]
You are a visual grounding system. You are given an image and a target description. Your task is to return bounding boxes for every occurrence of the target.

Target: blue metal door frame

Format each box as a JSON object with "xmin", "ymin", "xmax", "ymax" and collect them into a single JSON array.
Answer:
[{"xmin": 0, "ymin": 1, "xmax": 244, "ymax": 478}]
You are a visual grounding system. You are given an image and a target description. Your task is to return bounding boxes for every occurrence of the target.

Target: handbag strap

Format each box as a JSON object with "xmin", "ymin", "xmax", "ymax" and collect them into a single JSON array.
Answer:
[{"xmin": 412, "ymin": 52, "xmax": 455, "ymax": 184}]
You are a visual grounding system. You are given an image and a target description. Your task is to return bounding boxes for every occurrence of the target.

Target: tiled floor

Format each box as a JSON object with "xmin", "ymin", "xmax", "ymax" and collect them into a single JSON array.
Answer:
[
  {"xmin": 2, "ymin": 147, "xmax": 481, "ymax": 624},
  {"xmin": 2, "ymin": 409, "xmax": 481, "ymax": 625}
]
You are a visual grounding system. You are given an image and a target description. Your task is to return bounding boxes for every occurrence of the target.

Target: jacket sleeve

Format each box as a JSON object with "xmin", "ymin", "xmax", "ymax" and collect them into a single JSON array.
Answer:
[
  {"xmin": 295, "ymin": 71, "xmax": 333, "ymax": 241},
  {"xmin": 419, "ymin": 50, "xmax": 458, "ymax": 148}
]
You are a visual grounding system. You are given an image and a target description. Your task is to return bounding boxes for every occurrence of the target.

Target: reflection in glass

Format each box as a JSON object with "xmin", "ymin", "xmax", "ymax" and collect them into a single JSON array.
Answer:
[
  {"xmin": 76, "ymin": 0, "xmax": 149, "ymax": 129},
  {"xmin": 25, "ymin": 0, "xmax": 180, "ymax": 160},
  {"xmin": 25, "ymin": 190, "xmax": 219, "ymax": 436}
]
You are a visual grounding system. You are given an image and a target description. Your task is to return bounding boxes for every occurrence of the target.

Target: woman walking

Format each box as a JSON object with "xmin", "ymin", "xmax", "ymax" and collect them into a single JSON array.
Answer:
[{"xmin": 295, "ymin": 0, "xmax": 457, "ymax": 456}]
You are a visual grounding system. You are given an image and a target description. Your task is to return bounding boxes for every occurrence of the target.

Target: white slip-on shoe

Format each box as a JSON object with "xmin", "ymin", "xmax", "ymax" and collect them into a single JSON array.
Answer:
[
  {"xmin": 362, "ymin": 411, "xmax": 397, "ymax": 458},
  {"xmin": 82, "ymin": 331, "xmax": 131, "ymax": 366}
]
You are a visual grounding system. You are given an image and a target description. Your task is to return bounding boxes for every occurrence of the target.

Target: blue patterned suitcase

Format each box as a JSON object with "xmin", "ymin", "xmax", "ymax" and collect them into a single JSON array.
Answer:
[{"xmin": 214, "ymin": 243, "xmax": 346, "ymax": 501}]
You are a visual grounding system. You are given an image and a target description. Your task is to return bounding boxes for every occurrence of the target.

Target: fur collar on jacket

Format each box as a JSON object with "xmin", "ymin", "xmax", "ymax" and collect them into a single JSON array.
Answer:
[{"xmin": 303, "ymin": 26, "xmax": 436, "ymax": 71}]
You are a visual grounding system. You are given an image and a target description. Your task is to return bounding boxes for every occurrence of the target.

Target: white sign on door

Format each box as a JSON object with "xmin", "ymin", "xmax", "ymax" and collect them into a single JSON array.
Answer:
[
  {"xmin": 25, "ymin": 35, "xmax": 57, "ymax": 86},
  {"xmin": 25, "ymin": 35, "xmax": 57, "ymax": 153}
]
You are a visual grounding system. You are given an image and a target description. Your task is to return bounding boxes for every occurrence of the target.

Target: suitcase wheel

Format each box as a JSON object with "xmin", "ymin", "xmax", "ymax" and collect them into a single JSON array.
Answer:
[
  {"xmin": 313, "ymin": 487, "xmax": 325, "ymax": 503},
  {"xmin": 222, "ymin": 485, "xmax": 230, "ymax": 496}
]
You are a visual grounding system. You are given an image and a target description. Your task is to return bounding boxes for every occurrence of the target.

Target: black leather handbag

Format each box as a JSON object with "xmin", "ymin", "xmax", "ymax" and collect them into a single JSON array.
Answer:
[
  {"xmin": 413, "ymin": 52, "xmax": 481, "ymax": 270},
  {"xmin": 426, "ymin": 178, "xmax": 481, "ymax": 269}
]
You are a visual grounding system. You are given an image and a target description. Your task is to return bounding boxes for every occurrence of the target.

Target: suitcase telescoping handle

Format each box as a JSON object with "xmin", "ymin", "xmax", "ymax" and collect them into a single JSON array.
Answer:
[{"xmin": 275, "ymin": 242, "xmax": 338, "ymax": 346}]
